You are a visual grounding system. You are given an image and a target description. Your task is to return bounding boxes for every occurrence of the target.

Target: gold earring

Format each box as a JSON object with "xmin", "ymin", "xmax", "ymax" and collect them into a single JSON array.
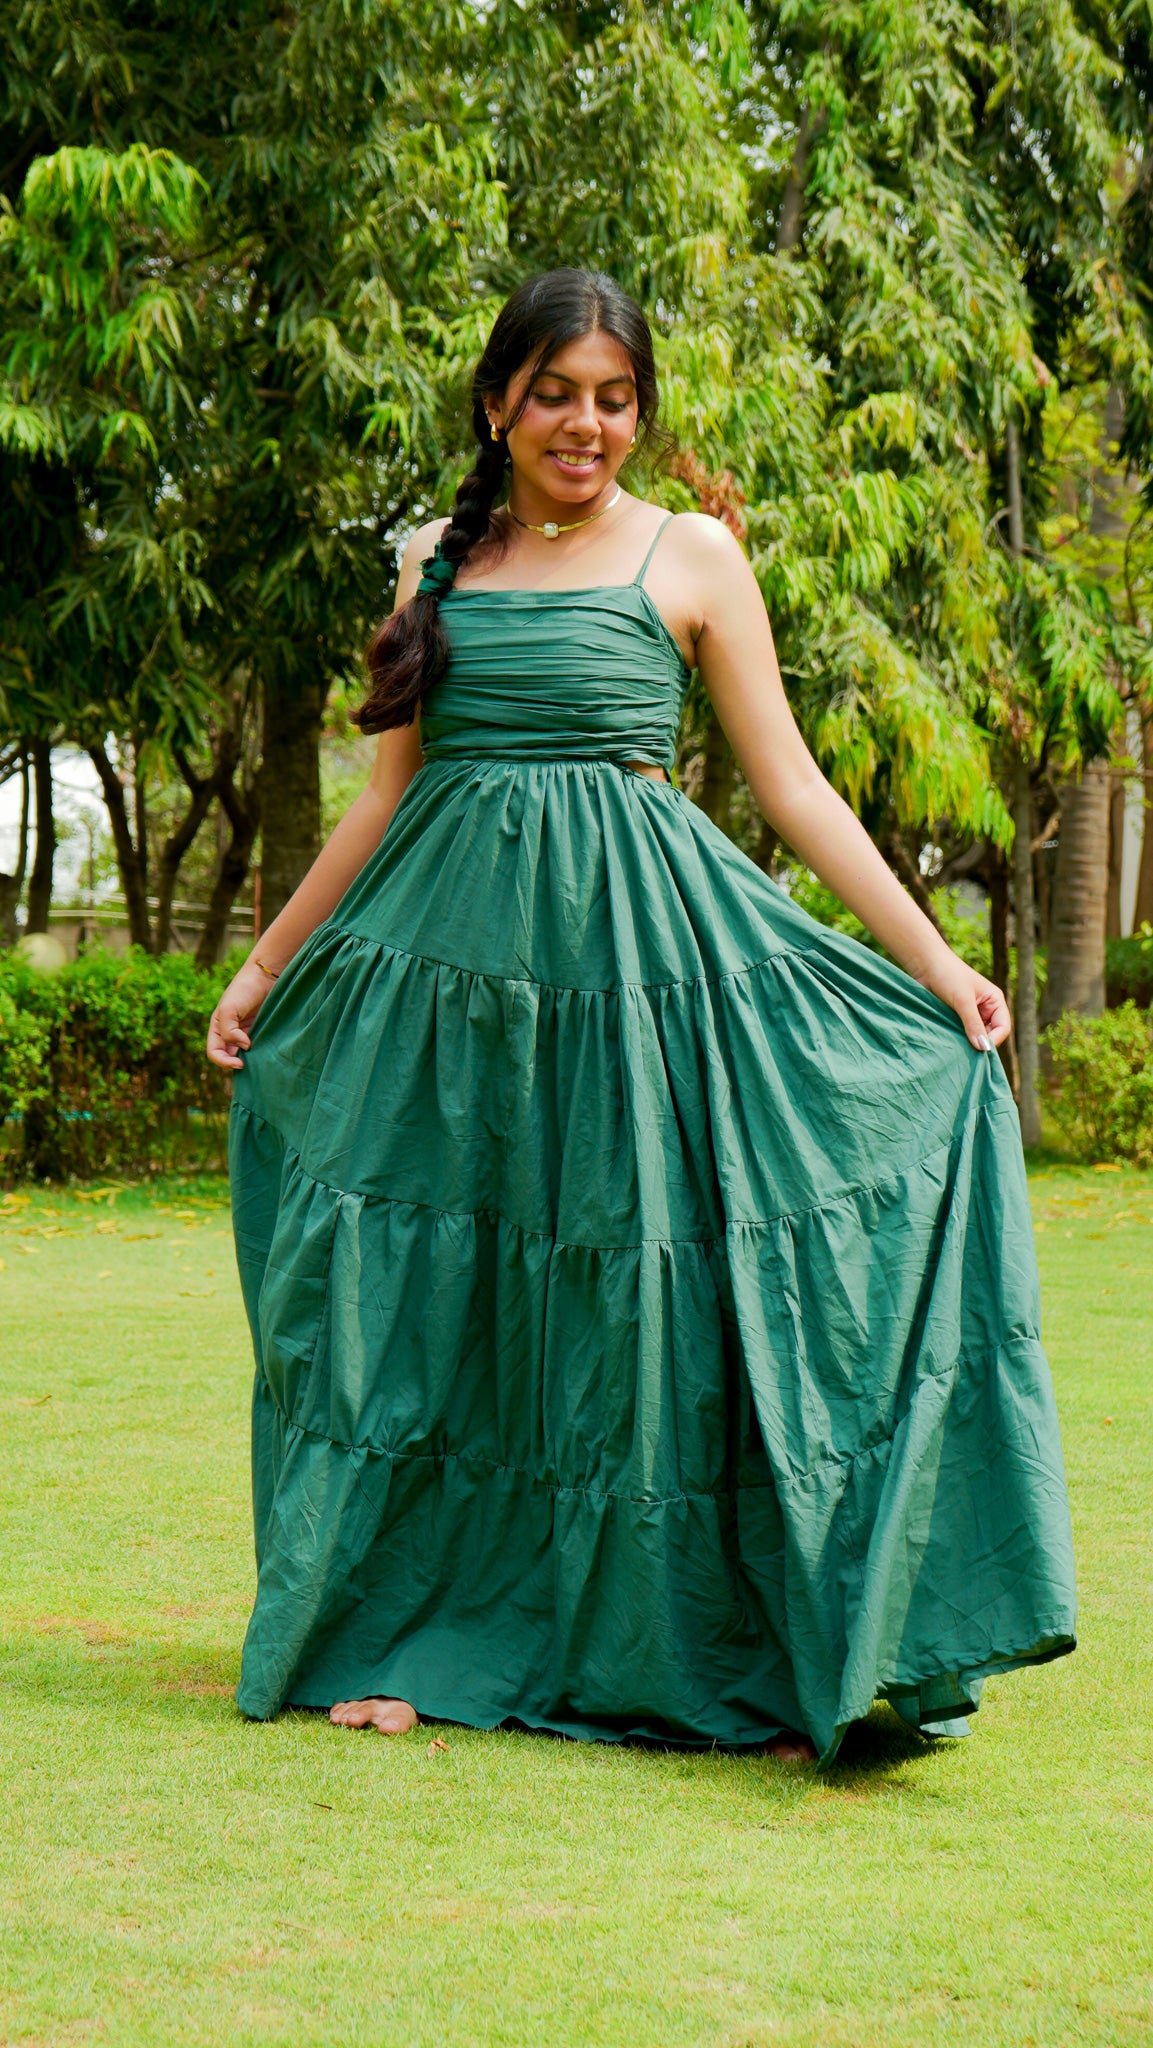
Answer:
[
  {"xmin": 490, "ymin": 423, "xmax": 501, "ymax": 442},
  {"xmin": 628, "ymin": 433, "xmax": 636, "ymax": 448}
]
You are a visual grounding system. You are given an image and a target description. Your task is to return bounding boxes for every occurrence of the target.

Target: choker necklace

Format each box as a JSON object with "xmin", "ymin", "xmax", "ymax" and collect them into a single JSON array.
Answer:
[{"xmin": 507, "ymin": 484, "xmax": 622, "ymax": 542}]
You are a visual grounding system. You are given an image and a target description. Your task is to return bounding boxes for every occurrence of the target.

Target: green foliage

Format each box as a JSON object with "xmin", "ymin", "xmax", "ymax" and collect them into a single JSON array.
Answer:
[
  {"xmin": 4, "ymin": 0, "xmax": 1153, "ymax": 952},
  {"xmin": 0, "ymin": 984, "xmax": 49, "ymax": 1121},
  {"xmin": 0, "ymin": 947, "xmax": 229, "ymax": 1180},
  {"xmin": 778, "ymin": 868, "xmax": 993, "ymax": 974},
  {"xmin": 1106, "ymin": 922, "xmax": 1153, "ymax": 1008},
  {"xmin": 1043, "ymin": 1001, "xmax": 1153, "ymax": 1166}
]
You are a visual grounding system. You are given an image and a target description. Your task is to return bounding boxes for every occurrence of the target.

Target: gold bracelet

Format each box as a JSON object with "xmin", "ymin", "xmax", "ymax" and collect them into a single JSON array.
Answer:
[{"xmin": 252, "ymin": 956, "xmax": 281, "ymax": 980}]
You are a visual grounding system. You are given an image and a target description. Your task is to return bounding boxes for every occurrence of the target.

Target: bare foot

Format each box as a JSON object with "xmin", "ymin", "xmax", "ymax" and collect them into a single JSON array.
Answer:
[
  {"xmin": 329, "ymin": 1696, "xmax": 419, "ymax": 1735},
  {"xmin": 768, "ymin": 1733, "xmax": 817, "ymax": 1763}
]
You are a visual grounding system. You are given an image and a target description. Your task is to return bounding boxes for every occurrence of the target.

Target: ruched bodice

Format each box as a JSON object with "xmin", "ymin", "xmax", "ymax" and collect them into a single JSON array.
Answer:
[{"xmin": 421, "ymin": 583, "xmax": 691, "ymax": 771}]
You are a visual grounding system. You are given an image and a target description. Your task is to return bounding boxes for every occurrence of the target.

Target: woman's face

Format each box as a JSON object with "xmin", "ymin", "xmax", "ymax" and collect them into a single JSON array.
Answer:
[{"xmin": 487, "ymin": 328, "xmax": 639, "ymax": 508}]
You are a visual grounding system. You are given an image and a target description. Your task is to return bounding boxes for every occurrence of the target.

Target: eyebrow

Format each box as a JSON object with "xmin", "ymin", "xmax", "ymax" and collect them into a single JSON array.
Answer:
[{"xmin": 532, "ymin": 369, "xmax": 636, "ymax": 390}]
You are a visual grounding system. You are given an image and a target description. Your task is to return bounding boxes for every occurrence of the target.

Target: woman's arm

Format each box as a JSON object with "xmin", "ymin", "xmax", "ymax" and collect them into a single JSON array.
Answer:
[
  {"xmin": 666, "ymin": 515, "xmax": 1010, "ymax": 1053},
  {"xmin": 206, "ymin": 722, "xmax": 424, "ymax": 1070},
  {"xmin": 206, "ymin": 519, "xmax": 447, "ymax": 1072}
]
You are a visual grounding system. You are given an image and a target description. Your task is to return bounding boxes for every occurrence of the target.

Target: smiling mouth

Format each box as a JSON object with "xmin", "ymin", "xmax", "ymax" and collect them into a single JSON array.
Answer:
[{"xmin": 550, "ymin": 450, "xmax": 601, "ymax": 468}]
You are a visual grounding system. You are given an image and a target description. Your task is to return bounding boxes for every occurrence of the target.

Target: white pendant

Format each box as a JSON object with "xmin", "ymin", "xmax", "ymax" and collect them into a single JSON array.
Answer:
[{"xmin": 542, "ymin": 521, "xmax": 560, "ymax": 539}]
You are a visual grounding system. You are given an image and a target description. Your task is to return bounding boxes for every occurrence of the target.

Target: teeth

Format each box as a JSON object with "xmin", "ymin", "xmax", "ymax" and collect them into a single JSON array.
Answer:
[{"xmin": 554, "ymin": 452, "xmax": 598, "ymax": 465}]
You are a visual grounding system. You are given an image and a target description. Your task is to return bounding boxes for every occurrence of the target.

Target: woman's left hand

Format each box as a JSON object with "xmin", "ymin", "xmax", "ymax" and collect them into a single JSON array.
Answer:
[{"xmin": 913, "ymin": 950, "xmax": 1013, "ymax": 1054}]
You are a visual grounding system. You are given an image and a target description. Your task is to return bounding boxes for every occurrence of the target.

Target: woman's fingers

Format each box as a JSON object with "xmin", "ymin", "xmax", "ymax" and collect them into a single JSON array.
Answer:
[
  {"xmin": 207, "ymin": 1006, "xmax": 250, "ymax": 1071},
  {"xmin": 975, "ymin": 978, "xmax": 1012, "ymax": 1047}
]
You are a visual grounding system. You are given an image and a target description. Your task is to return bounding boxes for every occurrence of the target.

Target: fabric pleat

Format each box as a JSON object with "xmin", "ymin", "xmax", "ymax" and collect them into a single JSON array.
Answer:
[{"xmin": 229, "ymin": 586, "xmax": 1076, "ymax": 1762}]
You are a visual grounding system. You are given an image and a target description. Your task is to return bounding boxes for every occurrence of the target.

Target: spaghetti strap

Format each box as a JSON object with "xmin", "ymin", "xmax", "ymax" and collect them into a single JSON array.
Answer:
[{"xmin": 631, "ymin": 512, "xmax": 675, "ymax": 587}]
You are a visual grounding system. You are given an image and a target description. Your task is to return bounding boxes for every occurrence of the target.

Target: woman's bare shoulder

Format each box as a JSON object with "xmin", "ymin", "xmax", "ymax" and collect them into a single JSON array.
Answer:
[
  {"xmin": 660, "ymin": 510, "xmax": 748, "ymax": 568},
  {"xmin": 395, "ymin": 517, "xmax": 452, "ymax": 605}
]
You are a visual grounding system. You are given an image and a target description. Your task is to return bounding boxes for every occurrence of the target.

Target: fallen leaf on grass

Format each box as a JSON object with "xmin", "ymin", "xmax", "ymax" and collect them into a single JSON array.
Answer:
[
  {"xmin": 427, "ymin": 1737, "xmax": 450, "ymax": 1756},
  {"xmin": 122, "ymin": 1231, "xmax": 160, "ymax": 1241},
  {"xmin": 0, "ymin": 1258, "xmax": 5, "ymax": 1271},
  {"xmin": 178, "ymin": 1288, "xmax": 216, "ymax": 1298},
  {"xmin": 311, "ymin": 1801, "xmax": 335, "ymax": 1811},
  {"xmin": 97, "ymin": 1269, "xmax": 113, "ymax": 1279},
  {"xmin": 1092, "ymin": 1161, "xmax": 1122, "ymax": 1172},
  {"xmin": 95, "ymin": 1221, "xmax": 118, "ymax": 1235}
]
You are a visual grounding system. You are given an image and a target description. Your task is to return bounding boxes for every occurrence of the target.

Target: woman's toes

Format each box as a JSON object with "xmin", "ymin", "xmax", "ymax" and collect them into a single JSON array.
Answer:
[
  {"xmin": 371, "ymin": 1700, "xmax": 419, "ymax": 1735},
  {"xmin": 328, "ymin": 1697, "xmax": 418, "ymax": 1735},
  {"xmin": 768, "ymin": 1734, "xmax": 816, "ymax": 1763}
]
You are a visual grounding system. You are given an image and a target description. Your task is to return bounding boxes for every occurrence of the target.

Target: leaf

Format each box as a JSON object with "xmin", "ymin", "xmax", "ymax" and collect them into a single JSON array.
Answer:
[{"xmin": 427, "ymin": 1737, "xmax": 450, "ymax": 1756}]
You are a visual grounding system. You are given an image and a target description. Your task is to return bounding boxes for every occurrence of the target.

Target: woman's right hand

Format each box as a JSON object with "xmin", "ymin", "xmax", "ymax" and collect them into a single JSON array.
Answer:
[{"xmin": 206, "ymin": 958, "xmax": 279, "ymax": 1072}]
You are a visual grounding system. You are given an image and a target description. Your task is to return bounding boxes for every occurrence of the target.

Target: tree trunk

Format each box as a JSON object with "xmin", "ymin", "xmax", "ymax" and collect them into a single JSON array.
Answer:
[
  {"xmin": 155, "ymin": 754, "xmax": 216, "ymax": 954},
  {"xmin": 0, "ymin": 748, "xmax": 29, "ymax": 945},
  {"xmin": 87, "ymin": 739, "xmax": 153, "ymax": 949},
  {"xmin": 989, "ymin": 844, "xmax": 1019, "ymax": 1095},
  {"xmin": 25, "ymin": 737, "xmax": 55, "ymax": 934},
  {"xmin": 259, "ymin": 671, "xmax": 325, "ymax": 927},
  {"xmin": 1135, "ymin": 710, "xmax": 1153, "ymax": 931},
  {"xmin": 195, "ymin": 759, "xmax": 261, "ymax": 968},
  {"xmin": 697, "ymin": 708, "xmax": 736, "ymax": 835},
  {"xmin": 881, "ymin": 826, "xmax": 944, "ymax": 931},
  {"xmin": 752, "ymin": 818, "xmax": 778, "ymax": 875},
  {"xmin": 775, "ymin": 104, "xmax": 812, "ymax": 255},
  {"xmin": 1040, "ymin": 763, "xmax": 1110, "ymax": 1024},
  {"xmin": 1012, "ymin": 757, "xmax": 1042, "ymax": 1147}
]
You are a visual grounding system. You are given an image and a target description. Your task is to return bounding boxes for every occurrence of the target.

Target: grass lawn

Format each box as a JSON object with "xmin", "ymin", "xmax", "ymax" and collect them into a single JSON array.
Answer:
[{"xmin": 1, "ymin": 1158, "xmax": 1151, "ymax": 2047}]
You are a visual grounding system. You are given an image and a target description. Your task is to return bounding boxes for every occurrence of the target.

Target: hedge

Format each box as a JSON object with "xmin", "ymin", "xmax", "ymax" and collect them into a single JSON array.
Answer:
[
  {"xmin": 1043, "ymin": 1001, "xmax": 1153, "ymax": 1168},
  {"xmin": 0, "ymin": 947, "xmax": 236, "ymax": 1181}
]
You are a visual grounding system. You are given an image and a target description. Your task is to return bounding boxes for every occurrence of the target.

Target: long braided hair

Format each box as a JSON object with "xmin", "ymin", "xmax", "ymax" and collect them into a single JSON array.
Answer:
[{"xmin": 353, "ymin": 268, "xmax": 664, "ymax": 735}]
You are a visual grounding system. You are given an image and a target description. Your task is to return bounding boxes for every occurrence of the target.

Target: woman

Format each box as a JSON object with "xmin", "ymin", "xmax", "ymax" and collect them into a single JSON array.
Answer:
[{"xmin": 208, "ymin": 267, "xmax": 1076, "ymax": 1767}]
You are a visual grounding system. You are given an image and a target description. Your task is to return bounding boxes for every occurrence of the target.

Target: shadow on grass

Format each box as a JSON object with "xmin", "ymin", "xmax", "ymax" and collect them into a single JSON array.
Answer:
[{"xmin": 3, "ymin": 1619, "xmax": 954, "ymax": 1799}]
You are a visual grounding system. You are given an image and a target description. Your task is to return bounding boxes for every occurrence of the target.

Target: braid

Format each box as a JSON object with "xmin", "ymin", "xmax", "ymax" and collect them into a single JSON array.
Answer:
[
  {"xmin": 438, "ymin": 436, "xmax": 509, "ymax": 575},
  {"xmin": 352, "ymin": 433, "xmax": 509, "ymax": 736}
]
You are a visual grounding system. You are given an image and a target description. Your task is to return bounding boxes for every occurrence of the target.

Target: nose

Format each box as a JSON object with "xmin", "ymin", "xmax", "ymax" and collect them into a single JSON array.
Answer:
[{"xmin": 566, "ymin": 392, "xmax": 601, "ymax": 437}]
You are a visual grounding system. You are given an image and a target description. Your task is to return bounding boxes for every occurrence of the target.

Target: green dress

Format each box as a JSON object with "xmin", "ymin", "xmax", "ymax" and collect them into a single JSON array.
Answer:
[{"xmin": 229, "ymin": 519, "xmax": 1076, "ymax": 1764}]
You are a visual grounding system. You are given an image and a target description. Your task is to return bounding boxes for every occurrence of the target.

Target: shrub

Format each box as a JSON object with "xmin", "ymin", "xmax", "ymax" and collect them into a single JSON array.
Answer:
[
  {"xmin": 0, "ymin": 946, "xmax": 231, "ymax": 1181},
  {"xmin": 0, "ymin": 987, "xmax": 51, "ymax": 1122},
  {"xmin": 1043, "ymin": 1001, "xmax": 1153, "ymax": 1167},
  {"xmin": 781, "ymin": 870, "xmax": 994, "ymax": 976},
  {"xmin": 1106, "ymin": 923, "xmax": 1153, "ymax": 1009}
]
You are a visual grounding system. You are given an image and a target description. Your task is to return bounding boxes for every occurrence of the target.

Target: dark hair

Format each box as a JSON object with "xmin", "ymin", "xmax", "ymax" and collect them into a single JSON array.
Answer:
[{"xmin": 352, "ymin": 268, "xmax": 663, "ymax": 734}]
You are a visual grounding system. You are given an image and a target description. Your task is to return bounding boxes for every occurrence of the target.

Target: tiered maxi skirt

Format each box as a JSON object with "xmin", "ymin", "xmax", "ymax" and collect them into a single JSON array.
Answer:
[{"xmin": 229, "ymin": 758, "xmax": 1077, "ymax": 1763}]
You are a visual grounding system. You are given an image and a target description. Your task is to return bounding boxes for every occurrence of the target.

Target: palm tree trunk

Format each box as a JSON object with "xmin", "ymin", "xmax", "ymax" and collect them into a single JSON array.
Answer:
[{"xmin": 1039, "ymin": 763, "xmax": 1110, "ymax": 1024}]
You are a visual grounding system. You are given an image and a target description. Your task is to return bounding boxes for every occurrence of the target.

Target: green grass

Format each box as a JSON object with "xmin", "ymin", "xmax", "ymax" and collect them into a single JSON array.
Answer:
[{"xmin": 2, "ymin": 1162, "xmax": 1151, "ymax": 2047}]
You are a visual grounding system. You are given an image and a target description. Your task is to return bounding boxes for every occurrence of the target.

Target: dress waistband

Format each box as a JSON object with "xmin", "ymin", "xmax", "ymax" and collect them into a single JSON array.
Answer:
[{"xmin": 420, "ymin": 747, "xmax": 672, "ymax": 779}]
